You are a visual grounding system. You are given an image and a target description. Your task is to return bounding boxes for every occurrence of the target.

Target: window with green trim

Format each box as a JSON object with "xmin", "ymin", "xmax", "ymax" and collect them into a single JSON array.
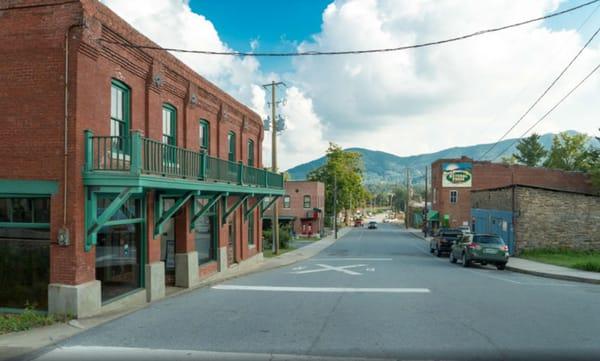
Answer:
[
  {"xmin": 199, "ymin": 120, "xmax": 209, "ymax": 153},
  {"xmin": 0, "ymin": 197, "xmax": 50, "ymax": 226},
  {"xmin": 248, "ymin": 211, "xmax": 255, "ymax": 247},
  {"xmin": 110, "ymin": 80, "xmax": 130, "ymax": 154},
  {"xmin": 247, "ymin": 139, "xmax": 255, "ymax": 167},
  {"xmin": 227, "ymin": 131, "xmax": 236, "ymax": 162},
  {"xmin": 162, "ymin": 105, "xmax": 177, "ymax": 146}
]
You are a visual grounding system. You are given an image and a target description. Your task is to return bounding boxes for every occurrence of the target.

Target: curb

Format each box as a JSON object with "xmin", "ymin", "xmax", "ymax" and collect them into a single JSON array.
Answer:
[{"xmin": 505, "ymin": 265, "xmax": 600, "ymax": 285}]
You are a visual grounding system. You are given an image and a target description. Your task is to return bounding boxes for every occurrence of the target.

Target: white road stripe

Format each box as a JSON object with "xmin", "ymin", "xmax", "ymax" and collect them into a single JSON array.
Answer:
[
  {"xmin": 310, "ymin": 258, "xmax": 393, "ymax": 261},
  {"xmin": 212, "ymin": 285, "xmax": 430, "ymax": 293}
]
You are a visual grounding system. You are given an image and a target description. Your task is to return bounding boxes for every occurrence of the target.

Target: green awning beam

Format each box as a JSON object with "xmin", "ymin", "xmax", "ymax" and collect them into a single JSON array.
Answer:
[
  {"xmin": 189, "ymin": 194, "xmax": 221, "ymax": 230},
  {"xmin": 154, "ymin": 191, "xmax": 194, "ymax": 237},
  {"xmin": 222, "ymin": 195, "xmax": 249, "ymax": 225},
  {"xmin": 260, "ymin": 195, "xmax": 279, "ymax": 217},
  {"xmin": 244, "ymin": 195, "xmax": 266, "ymax": 220},
  {"xmin": 87, "ymin": 187, "xmax": 135, "ymax": 237}
]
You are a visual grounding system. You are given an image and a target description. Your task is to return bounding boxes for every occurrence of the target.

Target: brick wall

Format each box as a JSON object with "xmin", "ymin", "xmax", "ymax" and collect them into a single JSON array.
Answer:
[
  {"xmin": 516, "ymin": 187, "xmax": 600, "ymax": 252},
  {"xmin": 0, "ymin": 0, "xmax": 265, "ymax": 284},
  {"xmin": 471, "ymin": 188, "xmax": 513, "ymax": 212},
  {"xmin": 432, "ymin": 156, "xmax": 593, "ymax": 228}
]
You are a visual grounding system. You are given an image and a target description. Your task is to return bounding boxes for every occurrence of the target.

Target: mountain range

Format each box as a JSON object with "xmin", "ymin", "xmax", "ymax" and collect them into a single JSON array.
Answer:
[{"xmin": 286, "ymin": 131, "xmax": 590, "ymax": 184}]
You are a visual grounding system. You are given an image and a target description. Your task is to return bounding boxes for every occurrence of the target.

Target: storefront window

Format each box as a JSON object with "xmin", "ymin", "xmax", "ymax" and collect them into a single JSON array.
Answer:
[
  {"xmin": 0, "ymin": 197, "xmax": 50, "ymax": 310},
  {"xmin": 95, "ymin": 196, "xmax": 143, "ymax": 303},
  {"xmin": 194, "ymin": 198, "xmax": 215, "ymax": 264}
]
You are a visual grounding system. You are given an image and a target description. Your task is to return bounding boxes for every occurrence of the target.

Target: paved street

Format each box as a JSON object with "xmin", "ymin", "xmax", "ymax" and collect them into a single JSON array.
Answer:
[{"xmin": 27, "ymin": 224, "xmax": 600, "ymax": 361}]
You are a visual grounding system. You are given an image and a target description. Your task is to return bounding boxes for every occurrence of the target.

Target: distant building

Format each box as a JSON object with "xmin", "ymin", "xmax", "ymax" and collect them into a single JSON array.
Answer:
[
  {"xmin": 472, "ymin": 185, "xmax": 600, "ymax": 255},
  {"xmin": 264, "ymin": 181, "xmax": 325, "ymax": 237},
  {"xmin": 430, "ymin": 156, "xmax": 594, "ymax": 229}
]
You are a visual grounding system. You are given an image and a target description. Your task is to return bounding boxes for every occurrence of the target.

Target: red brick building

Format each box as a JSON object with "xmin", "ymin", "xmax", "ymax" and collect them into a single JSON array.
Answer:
[
  {"xmin": 264, "ymin": 181, "xmax": 326, "ymax": 237},
  {"xmin": 431, "ymin": 156, "xmax": 594, "ymax": 229},
  {"xmin": 0, "ymin": 0, "xmax": 283, "ymax": 316}
]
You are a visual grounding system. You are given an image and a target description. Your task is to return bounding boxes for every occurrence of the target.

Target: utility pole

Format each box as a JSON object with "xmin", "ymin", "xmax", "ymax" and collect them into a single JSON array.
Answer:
[
  {"xmin": 405, "ymin": 168, "xmax": 410, "ymax": 229},
  {"xmin": 424, "ymin": 166, "xmax": 428, "ymax": 236},
  {"xmin": 333, "ymin": 173, "xmax": 338, "ymax": 239},
  {"xmin": 263, "ymin": 80, "xmax": 285, "ymax": 254}
]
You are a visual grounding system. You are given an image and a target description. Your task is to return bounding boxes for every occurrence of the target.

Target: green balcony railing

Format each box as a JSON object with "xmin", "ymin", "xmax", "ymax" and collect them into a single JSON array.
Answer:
[{"xmin": 84, "ymin": 130, "xmax": 283, "ymax": 189}]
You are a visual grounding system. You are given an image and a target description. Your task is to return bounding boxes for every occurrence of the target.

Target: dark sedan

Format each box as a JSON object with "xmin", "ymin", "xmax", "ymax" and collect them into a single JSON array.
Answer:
[{"xmin": 429, "ymin": 228, "xmax": 469, "ymax": 257}]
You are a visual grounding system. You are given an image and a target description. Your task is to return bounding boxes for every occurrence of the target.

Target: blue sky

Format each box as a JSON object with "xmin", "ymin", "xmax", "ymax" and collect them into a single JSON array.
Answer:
[{"xmin": 191, "ymin": 0, "xmax": 599, "ymax": 74}]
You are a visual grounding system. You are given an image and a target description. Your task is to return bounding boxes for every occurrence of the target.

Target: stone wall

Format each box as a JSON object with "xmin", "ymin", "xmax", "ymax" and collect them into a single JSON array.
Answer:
[{"xmin": 516, "ymin": 187, "xmax": 600, "ymax": 252}]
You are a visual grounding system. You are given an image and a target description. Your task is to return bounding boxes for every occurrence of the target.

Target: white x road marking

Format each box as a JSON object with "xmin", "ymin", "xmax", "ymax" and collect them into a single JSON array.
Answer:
[{"xmin": 292, "ymin": 263, "xmax": 367, "ymax": 275}]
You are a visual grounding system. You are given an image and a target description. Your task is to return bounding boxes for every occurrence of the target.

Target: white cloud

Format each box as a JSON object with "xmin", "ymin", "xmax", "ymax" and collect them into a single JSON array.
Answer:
[{"xmin": 289, "ymin": 0, "xmax": 600, "ymax": 157}]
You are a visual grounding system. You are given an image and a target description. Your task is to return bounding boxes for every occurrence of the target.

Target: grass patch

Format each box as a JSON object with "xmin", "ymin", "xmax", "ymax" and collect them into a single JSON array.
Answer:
[
  {"xmin": 0, "ymin": 306, "xmax": 71, "ymax": 335},
  {"xmin": 263, "ymin": 246, "xmax": 296, "ymax": 258},
  {"xmin": 520, "ymin": 249, "xmax": 600, "ymax": 273}
]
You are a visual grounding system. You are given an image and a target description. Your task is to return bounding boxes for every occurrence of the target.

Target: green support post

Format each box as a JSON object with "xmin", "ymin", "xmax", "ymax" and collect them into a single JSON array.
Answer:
[
  {"xmin": 200, "ymin": 151, "xmax": 207, "ymax": 180},
  {"xmin": 238, "ymin": 161, "xmax": 244, "ymax": 185},
  {"xmin": 84, "ymin": 129, "xmax": 94, "ymax": 172},
  {"xmin": 264, "ymin": 168, "xmax": 269, "ymax": 188},
  {"xmin": 130, "ymin": 130, "xmax": 142, "ymax": 175}
]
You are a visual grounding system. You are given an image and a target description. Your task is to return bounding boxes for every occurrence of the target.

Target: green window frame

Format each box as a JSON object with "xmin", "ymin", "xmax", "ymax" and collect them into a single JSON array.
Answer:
[
  {"xmin": 0, "ymin": 196, "xmax": 50, "ymax": 229},
  {"xmin": 199, "ymin": 120, "xmax": 209, "ymax": 153},
  {"xmin": 247, "ymin": 139, "xmax": 255, "ymax": 167},
  {"xmin": 227, "ymin": 131, "xmax": 236, "ymax": 162},
  {"xmin": 283, "ymin": 195, "xmax": 290, "ymax": 209},
  {"xmin": 248, "ymin": 210, "xmax": 255, "ymax": 247},
  {"xmin": 303, "ymin": 195, "xmax": 311, "ymax": 209},
  {"xmin": 162, "ymin": 104, "xmax": 177, "ymax": 146},
  {"xmin": 110, "ymin": 80, "xmax": 131, "ymax": 154}
]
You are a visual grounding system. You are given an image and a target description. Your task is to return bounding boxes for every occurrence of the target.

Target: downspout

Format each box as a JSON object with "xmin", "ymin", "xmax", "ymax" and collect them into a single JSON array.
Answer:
[{"xmin": 62, "ymin": 23, "xmax": 84, "ymax": 235}]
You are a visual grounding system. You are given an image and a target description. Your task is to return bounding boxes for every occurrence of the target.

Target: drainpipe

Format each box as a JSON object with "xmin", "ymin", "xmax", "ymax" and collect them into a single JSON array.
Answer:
[{"xmin": 60, "ymin": 22, "xmax": 84, "ymax": 245}]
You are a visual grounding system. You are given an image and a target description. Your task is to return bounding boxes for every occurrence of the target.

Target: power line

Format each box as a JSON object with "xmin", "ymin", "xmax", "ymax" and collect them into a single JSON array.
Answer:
[
  {"xmin": 492, "ymin": 61, "xmax": 600, "ymax": 161},
  {"xmin": 98, "ymin": 0, "xmax": 600, "ymax": 57},
  {"xmin": 479, "ymin": 23, "xmax": 600, "ymax": 160}
]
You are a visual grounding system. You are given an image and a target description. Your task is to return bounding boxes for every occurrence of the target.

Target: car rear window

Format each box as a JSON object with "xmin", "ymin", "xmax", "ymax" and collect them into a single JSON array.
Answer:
[
  {"xmin": 474, "ymin": 235, "xmax": 504, "ymax": 244},
  {"xmin": 444, "ymin": 232, "xmax": 461, "ymax": 240}
]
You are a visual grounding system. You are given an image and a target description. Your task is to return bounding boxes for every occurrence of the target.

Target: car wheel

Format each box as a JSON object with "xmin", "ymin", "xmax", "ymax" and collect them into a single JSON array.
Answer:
[
  {"xmin": 449, "ymin": 252, "xmax": 457, "ymax": 264},
  {"xmin": 496, "ymin": 263, "xmax": 506, "ymax": 270},
  {"xmin": 462, "ymin": 253, "xmax": 470, "ymax": 268},
  {"xmin": 429, "ymin": 246, "xmax": 434, "ymax": 254},
  {"xmin": 435, "ymin": 247, "xmax": 442, "ymax": 257}
]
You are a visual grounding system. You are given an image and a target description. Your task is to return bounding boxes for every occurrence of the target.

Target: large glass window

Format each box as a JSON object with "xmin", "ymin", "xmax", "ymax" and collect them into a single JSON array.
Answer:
[
  {"xmin": 193, "ymin": 198, "xmax": 216, "ymax": 265},
  {"xmin": 248, "ymin": 211, "xmax": 255, "ymax": 247},
  {"xmin": 0, "ymin": 197, "xmax": 50, "ymax": 310},
  {"xmin": 110, "ymin": 80, "xmax": 130, "ymax": 153},
  {"xmin": 228, "ymin": 131, "xmax": 236, "ymax": 162},
  {"xmin": 247, "ymin": 140, "xmax": 255, "ymax": 167},
  {"xmin": 162, "ymin": 105, "xmax": 177, "ymax": 146},
  {"xmin": 96, "ymin": 196, "xmax": 143, "ymax": 303},
  {"xmin": 199, "ymin": 120, "xmax": 209, "ymax": 153}
]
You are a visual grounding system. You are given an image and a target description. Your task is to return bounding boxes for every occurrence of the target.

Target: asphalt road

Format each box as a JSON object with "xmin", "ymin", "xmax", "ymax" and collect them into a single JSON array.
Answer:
[{"xmin": 26, "ymin": 224, "xmax": 600, "ymax": 361}]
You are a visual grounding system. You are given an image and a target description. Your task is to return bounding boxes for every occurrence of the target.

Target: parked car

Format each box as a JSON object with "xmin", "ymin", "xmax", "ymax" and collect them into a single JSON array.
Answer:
[
  {"xmin": 449, "ymin": 234, "xmax": 509, "ymax": 270},
  {"xmin": 367, "ymin": 221, "xmax": 377, "ymax": 229},
  {"xmin": 429, "ymin": 228, "xmax": 469, "ymax": 257},
  {"xmin": 354, "ymin": 218, "xmax": 364, "ymax": 227}
]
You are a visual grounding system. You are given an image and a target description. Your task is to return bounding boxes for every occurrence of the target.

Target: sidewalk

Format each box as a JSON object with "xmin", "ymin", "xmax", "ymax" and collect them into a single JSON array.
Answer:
[
  {"xmin": 407, "ymin": 229, "xmax": 600, "ymax": 285},
  {"xmin": 0, "ymin": 227, "xmax": 352, "ymax": 361}
]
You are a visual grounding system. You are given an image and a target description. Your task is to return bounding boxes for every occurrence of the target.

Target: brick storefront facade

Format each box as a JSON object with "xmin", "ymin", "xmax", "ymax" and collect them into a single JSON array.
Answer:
[
  {"xmin": 431, "ymin": 156, "xmax": 594, "ymax": 228},
  {"xmin": 264, "ymin": 181, "xmax": 326, "ymax": 237},
  {"xmin": 0, "ymin": 0, "xmax": 283, "ymax": 315},
  {"xmin": 472, "ymin": 185, "xmax": 600, "ymax": 253}
]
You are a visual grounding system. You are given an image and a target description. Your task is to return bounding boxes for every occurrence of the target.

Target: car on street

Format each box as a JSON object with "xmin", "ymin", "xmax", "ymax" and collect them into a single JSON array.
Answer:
[
  {"xmin": 429, "ymin": 228, "xmax": 469, "ymax": 257},
  {"xmin": 449, "ymin": 233, "xmax": 509, "ymax": 270},
  {"xmin": 367, "ymin": 221, "xmax": 377, "ymax": 229},
  {"xmin": 354, "ymin": 218, "xmax": 364, "ymax": 227}
]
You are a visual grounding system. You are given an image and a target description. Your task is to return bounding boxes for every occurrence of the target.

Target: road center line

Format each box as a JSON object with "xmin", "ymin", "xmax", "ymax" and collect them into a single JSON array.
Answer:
[{"xmin": 212, "ymin": 285, "xmax": 430, "ymax": 293}]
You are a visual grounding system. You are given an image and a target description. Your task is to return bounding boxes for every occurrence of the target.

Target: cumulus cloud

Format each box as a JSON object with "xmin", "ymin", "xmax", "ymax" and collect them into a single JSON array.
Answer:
[{"xmin": 290, "ymin": 0, "xmax": 600, "ymax": 156}]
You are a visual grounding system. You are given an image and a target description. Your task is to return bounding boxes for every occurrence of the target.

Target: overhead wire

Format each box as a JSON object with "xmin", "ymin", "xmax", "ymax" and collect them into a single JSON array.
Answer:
[{"xmin": 98, "ymin": 0, "xmax": 600, "ymax": 57}]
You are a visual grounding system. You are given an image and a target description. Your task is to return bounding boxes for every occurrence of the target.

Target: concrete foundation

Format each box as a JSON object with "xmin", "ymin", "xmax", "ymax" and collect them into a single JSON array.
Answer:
[
  {"xmin": 217, "ymin": 246, "xmax": 228, "ymax": 271},
  {"xmin": 145, "ymin": 261, "xmax": 166, "ymax": 302},
  {"xmin": 48, "ymin": 280, "xmax": 101, "ymax": 318},
  {"xmin": 175, "ymin": 252, "xmax": 199, "ymax": 288}
]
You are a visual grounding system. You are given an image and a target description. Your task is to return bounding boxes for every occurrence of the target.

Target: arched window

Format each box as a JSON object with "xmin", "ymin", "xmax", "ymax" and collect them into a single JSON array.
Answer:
[
  {"xmin": 199, "ymin": 120, "xmax": 209, "ymax": 153},
  {"xmin": 162, "ymin": 104, "xmax": 177, "ymax": 146},
  {"xmin": 227, "ymin": 131, "xmax": 236, "ymax": 162}
]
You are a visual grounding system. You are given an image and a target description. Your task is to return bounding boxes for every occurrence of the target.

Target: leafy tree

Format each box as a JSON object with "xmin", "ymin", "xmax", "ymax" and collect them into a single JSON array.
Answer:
[
  {"xmin": 501, "ymin": 155, "xmax": 518, "ymax": 165},
  {"xmin": 513, "ymin": 133, "xmax": 547, "ymax": 166},
  {"xmin": 543, "ymin": 132, "xmax": 591, "ymax": 171},
  {"xmin": 307, "ymin": 143, "xmax": 370, "ymax": 225}
]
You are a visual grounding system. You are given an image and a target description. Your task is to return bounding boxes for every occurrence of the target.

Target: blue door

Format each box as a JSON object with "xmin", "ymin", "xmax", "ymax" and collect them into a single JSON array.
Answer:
[{"xmin": 471, "ymin": 208, "xmax": 515, "ymax": 255}]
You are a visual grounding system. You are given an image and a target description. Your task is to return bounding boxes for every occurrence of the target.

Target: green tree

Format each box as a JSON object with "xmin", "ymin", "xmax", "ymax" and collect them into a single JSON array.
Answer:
[
  {"xmin": 543, "ymin": 132, "xmax": 591, "ymax": 171},
  {"xmin": 513, "ymin": 133, "xmax": 547, "ymax": 167},
  {"xmin": 307, "ymin": 143, "xmax": 369, "ymax": 225}
]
